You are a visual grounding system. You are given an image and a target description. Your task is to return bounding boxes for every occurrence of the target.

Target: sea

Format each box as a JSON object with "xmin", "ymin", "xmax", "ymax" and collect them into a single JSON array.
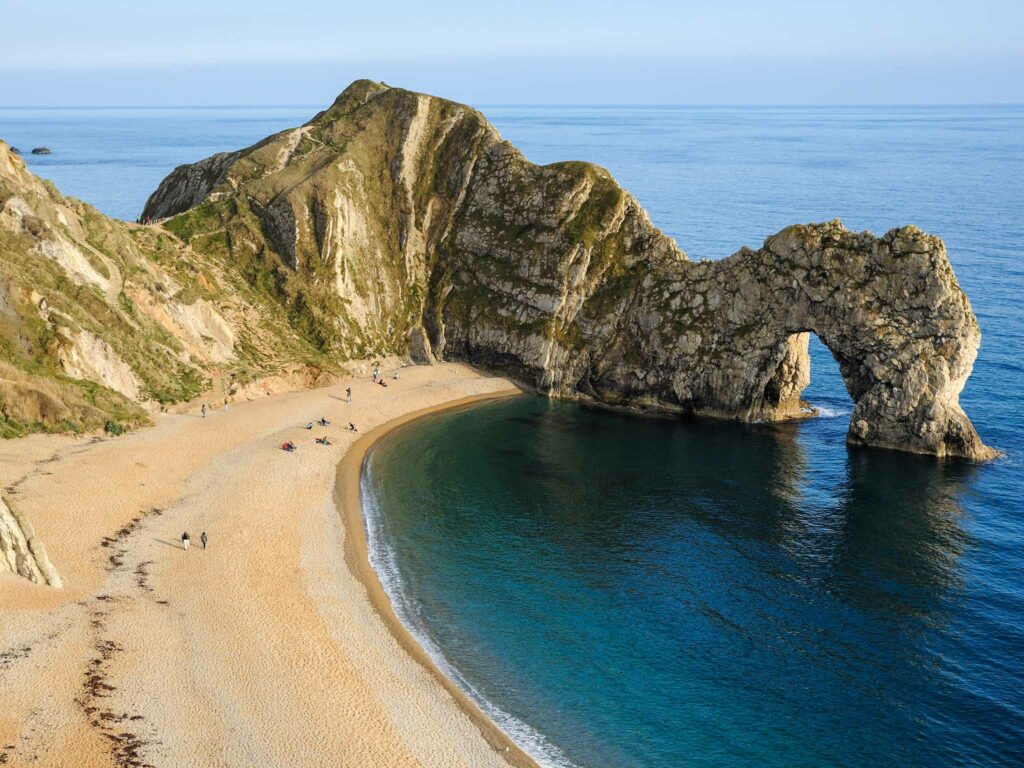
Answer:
[{"xmin": 2, "ymin": 103, "xmax": 1022, "ymax": 767}]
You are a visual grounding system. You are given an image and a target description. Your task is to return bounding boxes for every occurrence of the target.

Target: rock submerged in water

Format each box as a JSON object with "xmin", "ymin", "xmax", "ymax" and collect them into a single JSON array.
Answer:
[
  {"xmin": 10, "ymin": 146, "xmax": 21, "ymax": 154},
  {"xmin": 31, "ymin": 147, "xmax": 52, "ymax": 155}
]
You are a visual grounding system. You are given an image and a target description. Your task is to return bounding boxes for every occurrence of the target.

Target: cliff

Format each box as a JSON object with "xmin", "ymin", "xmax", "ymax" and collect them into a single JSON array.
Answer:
[
  {"xmin": 1, "ymin": 80, "xmax": 992, "ymax": 459},
  {"xmin": 142, "ymin": 81, "xmax": 993, "ymax": 460}
]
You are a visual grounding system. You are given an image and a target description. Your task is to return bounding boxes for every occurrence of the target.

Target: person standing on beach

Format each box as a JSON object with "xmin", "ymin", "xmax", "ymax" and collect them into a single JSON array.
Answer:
[
  {"xmin": 181, "ymin": 531, "xmax": 190, "ymax": 551},
  {"xmin": 346, "ymin": 387, "xmax": 352, "ymax": 404},
  {"xmin": 201, "ymin": 403, "xmax": 206, "ymax": 418},
  {"xmin": 200, "ymin": 531, "xmax": 208, "ymax": 549}
]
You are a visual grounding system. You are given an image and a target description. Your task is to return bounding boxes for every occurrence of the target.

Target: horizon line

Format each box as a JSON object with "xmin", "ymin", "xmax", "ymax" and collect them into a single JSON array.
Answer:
[{"xmin": 2, "ymin": 102, "xmax": 1023, "ymax": 110}]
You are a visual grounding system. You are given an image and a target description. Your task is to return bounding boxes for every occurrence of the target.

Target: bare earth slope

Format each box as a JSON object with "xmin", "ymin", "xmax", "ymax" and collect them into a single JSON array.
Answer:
[{"xmin": 144, "ymin": 80, "xmax": 993, "ymax": 459}]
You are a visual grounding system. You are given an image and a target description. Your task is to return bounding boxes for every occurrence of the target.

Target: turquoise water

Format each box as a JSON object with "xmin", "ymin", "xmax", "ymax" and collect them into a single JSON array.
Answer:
[{"xmin": 3, "ymin": 103, "xmax": 1022, "ymax": 766}]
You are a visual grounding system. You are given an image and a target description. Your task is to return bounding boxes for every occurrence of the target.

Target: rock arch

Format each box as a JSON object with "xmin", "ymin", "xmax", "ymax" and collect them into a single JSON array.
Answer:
[
  {"xmin": 605, "ymin": 221, "xmax": 995, "ymax": 460},
  {"xmin": 138, "ymin": 82, "xmax": 994, "ymax": 460}
]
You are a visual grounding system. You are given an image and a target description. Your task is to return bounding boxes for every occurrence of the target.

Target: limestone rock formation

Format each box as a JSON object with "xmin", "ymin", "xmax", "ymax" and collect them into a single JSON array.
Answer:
[
  {"xmin": 143, "ymin": 80, "xmax": 993, "ymax": 460},
  {"xmin": 0, "ymin": 495, "xmax": 62, "ymax": 587},
  {"xmin": 0, "ymin": 82, "xmax": 991, "ymax": 460}
]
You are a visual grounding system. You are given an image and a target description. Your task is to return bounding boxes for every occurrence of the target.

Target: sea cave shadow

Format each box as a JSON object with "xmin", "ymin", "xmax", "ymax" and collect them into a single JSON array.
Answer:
[{"xmin": 154, "ymin": 538, "xmax": 185, "ymax": 551}]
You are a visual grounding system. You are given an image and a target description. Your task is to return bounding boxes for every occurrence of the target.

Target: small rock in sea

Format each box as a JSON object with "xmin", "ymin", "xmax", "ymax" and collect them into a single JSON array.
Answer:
[
  {"xmin": 31, "ymin": 147, "xmax": 52, "ymax": 155},
  {"xmin": 10, "ymin": 146, "xmax": 21, "ymax": 154}
]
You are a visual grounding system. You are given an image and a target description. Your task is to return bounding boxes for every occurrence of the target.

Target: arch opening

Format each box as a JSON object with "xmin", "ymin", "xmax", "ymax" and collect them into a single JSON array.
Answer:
[
  {"xmin": 760, "ymin": 331, "xmax": 855, "ymax": 422},
  {"xmin": 801, "ymin": 333, "xmax": 855, "ymax": 419}
]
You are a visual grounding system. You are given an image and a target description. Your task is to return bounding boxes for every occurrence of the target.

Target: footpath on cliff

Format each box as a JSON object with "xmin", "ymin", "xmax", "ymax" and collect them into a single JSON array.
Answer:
[{"xmin": 0, "ymin": 363, "xmax": 531, "ymax": 768}]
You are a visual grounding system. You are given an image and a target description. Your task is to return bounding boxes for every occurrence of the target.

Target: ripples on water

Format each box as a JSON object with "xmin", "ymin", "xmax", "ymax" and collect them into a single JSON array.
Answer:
[{"xmin": 3, "ymin": 103, "xmax": 1022, "ymax": 767}]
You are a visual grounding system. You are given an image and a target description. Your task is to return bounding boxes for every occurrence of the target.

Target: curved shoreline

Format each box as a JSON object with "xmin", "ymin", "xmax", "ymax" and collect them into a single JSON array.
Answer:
[{"xmin": 334, "ymin": 386, "xmax": 542, "ymax": 768}]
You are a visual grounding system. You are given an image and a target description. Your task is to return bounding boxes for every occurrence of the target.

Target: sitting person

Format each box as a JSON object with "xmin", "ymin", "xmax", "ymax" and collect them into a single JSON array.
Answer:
[
  {"xmin": 316, "ymin": 436, "xmax": 331, "ymax": 445},
  {"xmin": 378, "ymin": 379, "xmax": 388, "ymax": 387},
  {"xmin": 317, "ymin": 417, "xmax": 331, "ymax": 426},
  {"xmin": 305, "ymin": 422, "xmax": 313, "ymax": 430},
  {"xmin": 348, "ymin": 422, "xmax": 358, "ymax": 432},
  {"xmin": 391, "ymin": 372, "xmax": 399, "ymax": 380},
  {"xmin": 282, "ymin": 440, "xmax": 297, "ymax": 452}
]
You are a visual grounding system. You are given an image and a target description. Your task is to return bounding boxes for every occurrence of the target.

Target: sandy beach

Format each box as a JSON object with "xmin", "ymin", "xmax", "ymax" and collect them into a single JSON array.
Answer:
[{"xmin": 0, "ymin": 363, "xmax": 535, "ymax": 768}]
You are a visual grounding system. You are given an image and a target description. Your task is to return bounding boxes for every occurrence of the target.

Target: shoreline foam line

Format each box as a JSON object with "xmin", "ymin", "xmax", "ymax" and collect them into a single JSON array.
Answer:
[
  {"xmin": 335, "ymin": 386, "xmax": 543, "ymax": 768},
  {"xmin": 361, "ymin": 440, "xmax": 579, "ymax": 768}
]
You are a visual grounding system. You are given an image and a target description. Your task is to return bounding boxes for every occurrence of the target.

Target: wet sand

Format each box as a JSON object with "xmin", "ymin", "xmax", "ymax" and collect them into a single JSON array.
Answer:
[{"xmin": 0, "ymin": 363, "xmax": 533, "ymax": 768}]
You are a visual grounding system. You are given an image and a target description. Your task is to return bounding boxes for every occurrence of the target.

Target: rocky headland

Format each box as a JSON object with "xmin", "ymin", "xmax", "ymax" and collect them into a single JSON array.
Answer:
[{"xmin": 2, "ymin": 80, "xmax": 994, "ymax": 459}]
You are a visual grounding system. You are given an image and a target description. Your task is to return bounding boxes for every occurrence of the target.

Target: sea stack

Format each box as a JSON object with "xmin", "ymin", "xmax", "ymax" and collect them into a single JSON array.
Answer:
[{"xmin": 30, "ymin": 146, "xmax": 52, "ymax": 155}]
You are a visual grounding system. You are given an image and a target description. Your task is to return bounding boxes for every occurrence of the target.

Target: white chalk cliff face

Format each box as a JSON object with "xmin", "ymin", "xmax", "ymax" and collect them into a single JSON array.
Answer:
[{"xmin": 143, "ymin": 80, "xmax": 994, "ymax": 460}]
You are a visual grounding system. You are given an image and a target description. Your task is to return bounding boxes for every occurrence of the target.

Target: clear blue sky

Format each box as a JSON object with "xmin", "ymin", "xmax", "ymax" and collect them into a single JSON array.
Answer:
[{"xmin": 2, "ymin": 0, "xmax": 1022, "ymax": 105}]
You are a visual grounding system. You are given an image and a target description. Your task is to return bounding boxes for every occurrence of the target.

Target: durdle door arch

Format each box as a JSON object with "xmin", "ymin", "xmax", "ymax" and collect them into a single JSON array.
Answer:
[
  {"xmin": 596, "ymin": 221, "xmax": 996, "ymax": 460},
  {"xmin": 760, "ymin": 223, "xmax": 990, "ymax": 460}
]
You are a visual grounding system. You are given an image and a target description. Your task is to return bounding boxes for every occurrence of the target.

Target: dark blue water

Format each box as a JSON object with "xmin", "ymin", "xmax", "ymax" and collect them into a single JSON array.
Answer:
[{"xmin": 2, "ymin": 104, "xmax": 1022, "ymax": 767}]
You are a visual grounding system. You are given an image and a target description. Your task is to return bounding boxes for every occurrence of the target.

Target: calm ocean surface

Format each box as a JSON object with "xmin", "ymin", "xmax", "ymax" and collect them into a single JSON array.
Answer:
[{"xmin": 3, "ymin": 103, "xmax": 1022, "ymax": 767}]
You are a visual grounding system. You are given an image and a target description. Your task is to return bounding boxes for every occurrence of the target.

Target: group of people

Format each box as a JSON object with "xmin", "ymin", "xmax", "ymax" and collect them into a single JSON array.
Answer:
[
  {"xmin": 274, "ymin": 367, "xmax": 404, "ymax": 451},
  {"xmin": 180, "ymin": 531, "xmax": 208, "ymax": 550},
  {"xmin": 371, "ymin": 367, "xmax": 400, "ymax": 388},
  {"xmin": 282, "ymin": 412, "xmax": 350, "ymax": 451}
]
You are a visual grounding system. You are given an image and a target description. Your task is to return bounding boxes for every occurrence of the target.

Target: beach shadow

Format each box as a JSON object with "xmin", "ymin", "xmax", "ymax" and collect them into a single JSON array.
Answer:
[
  {"xmin": 154, "ymin": 538, "xmax": 185, "ymax": 550},
  {"xmin": 326, "ymin": 395, "xmax": 349, "ymax": 403}
]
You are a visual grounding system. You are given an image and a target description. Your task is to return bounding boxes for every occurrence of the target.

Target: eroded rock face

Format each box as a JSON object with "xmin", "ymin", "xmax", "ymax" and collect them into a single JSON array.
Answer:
[
  {"xmin": 138, "ymin": 80, "xmax": 992, "ymax": 460},
  {"xmin": 143, "ymin": 149, "xmax": 242, "ymax": 222},
  {"xmin": 0, "ymin": 496, "xmax": 62, "ymax": 587}
]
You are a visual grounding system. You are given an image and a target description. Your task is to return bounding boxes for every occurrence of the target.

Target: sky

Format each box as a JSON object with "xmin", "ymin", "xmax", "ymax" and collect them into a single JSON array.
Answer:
[{"xmin": 1, "ymin": 0, "xmax": 1022, "ymax": 105}]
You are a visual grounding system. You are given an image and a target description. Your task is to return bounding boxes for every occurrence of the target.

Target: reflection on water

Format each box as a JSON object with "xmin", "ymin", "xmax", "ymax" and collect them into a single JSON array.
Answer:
[{"xmin": 367, "ymin": 396, "xmax": 1018, "ymax": 768}]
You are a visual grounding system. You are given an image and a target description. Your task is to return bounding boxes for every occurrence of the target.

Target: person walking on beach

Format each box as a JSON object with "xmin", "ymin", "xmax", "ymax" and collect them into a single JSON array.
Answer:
[
  {"xmin": 346, "ymin": 387, "xmax": 352, "ymax": 404},
  {"xmin": 200, "ymin": 531, "xmax": 208, "ymax": 550},
  {"xmin": 181, "ymin": 531, "xmax": 190, "ymax": 551},
  {"xmin": 223, "ymin": 397, "xmax": 229, "ymax": 412},
  {"xmin": 201, "ymin": 403, "xmax": 206, "ymax": 419}
]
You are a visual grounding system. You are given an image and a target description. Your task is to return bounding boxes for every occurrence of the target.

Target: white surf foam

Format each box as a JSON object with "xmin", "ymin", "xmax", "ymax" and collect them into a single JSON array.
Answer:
[{"xmin": 814, "ymin": 405, "xmax": 851, "ymax": 419}]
